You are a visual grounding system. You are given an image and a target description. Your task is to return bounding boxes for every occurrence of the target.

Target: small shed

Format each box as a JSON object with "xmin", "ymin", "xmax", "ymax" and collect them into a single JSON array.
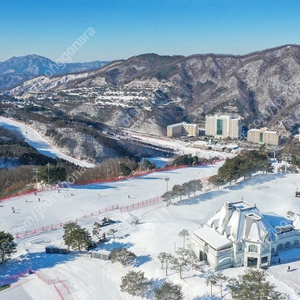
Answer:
[
  {"xmin": 45, "ymin": 245, "xmax": 69, "ymax": 254},
  {"xmin": 91, "ymin": 249, "xmax": 110, "ymax": 260}
]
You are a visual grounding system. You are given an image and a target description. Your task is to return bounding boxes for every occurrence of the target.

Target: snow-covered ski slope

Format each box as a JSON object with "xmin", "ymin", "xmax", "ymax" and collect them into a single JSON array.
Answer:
[
  {"xmin": 1, "ymin": 163, "xmax": 300, "ymax": 299},
  {"xmin": 0, "ymin": 116, "xmax": 95, "ymax": 168}
]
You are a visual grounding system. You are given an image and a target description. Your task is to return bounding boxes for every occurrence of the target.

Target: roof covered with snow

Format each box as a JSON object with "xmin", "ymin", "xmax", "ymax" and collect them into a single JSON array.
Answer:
[
  {"xmin": 198, "ymin": 201, "xmax": 294, "ymax": 246},
  {"xmin": 194, "ymin": 226, "xmax": 232, "ymax": 250}
]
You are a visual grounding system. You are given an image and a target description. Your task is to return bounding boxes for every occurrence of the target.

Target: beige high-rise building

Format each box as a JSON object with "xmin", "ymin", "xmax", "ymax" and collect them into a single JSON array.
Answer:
[
  {"xmin": 167, "ymin": 122, "xmax": 198, "ymax": 138},
  {"xmin": 247, "ymin": 128, "xmax": 280, "ymax": 146},
  {"xmin": 205, "ymin": 115, "xmax": 241, "ymax": 138}
]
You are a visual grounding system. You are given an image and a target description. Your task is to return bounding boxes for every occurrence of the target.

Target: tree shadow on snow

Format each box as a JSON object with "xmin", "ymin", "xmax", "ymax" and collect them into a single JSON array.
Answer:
[
  {"xmin": 0, "ymin": 251, "xmax": 75, "ymax": 286},
  {"xmin": 72, "ymin": 183, "xmax": 118, "ymax": 190},
  {"xmin": 135, "ymin": 176, "xmax": 162, "ymax": 180},
  {"xmin": 224, "ymin": 173, "xmax": 287, "ymax": 191},
  {"xmin": 176, "ymin": 190, "xmax": 229, "ymax": 206},
  {"xmin": 98, "ymin": 241, "xmax": 134, "ymax": 251},
  {"xmin": 144, "ymin": 277, "xmax": 166, "ymax": 299},
  {"xmin": 118, "ymin": 233, "xmax": 130, "ymax": 240},
  {"xmin": 135, "ymin": 255, "xmax": 152, "ymax": 267}
]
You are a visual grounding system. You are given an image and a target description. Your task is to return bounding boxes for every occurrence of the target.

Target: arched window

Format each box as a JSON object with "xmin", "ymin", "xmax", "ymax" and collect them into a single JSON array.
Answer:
[
  {"xmin": 248, "ymin": 245, "xmax": 257, "ymax": 253},
  {"xmin": 284, "ymin": 241, "xmax": 291, "ymax": 249},
  {"xmin": 218, "ymin": 257, "xmax": 232, "ymax": 267},
  {"xmin": 295, "ymin": 240, "xmax": 299, "ymax": 246},
  {"xmin": 277, "ymin": 244, "xmax": 283, "ymax": 251}
]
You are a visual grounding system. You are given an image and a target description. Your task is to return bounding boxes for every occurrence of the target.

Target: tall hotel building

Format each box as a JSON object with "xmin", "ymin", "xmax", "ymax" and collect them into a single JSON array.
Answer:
[{"xmin": 205, "ymin": 115, "xmax": 241, "ymax": 139}]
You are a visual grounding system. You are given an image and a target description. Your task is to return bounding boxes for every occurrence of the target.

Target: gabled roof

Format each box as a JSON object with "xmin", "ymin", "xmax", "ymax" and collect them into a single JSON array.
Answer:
[{"xmin": 201, "ymin": 201, "xmax": 293, "ymax": 246}]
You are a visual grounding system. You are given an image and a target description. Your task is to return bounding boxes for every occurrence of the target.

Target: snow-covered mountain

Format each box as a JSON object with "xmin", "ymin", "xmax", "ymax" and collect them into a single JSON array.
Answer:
[
  {"xmin": 4, "ymin": 45, "xmax": 300, "ymax": 135},
  {"xmin": 0, "ymin": 54, "xmax": 109, "ymax": 91}
]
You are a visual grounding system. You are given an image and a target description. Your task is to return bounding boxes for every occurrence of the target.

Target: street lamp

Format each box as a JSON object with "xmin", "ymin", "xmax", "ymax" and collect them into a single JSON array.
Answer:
[{"xmin": 165, "ymin": 177, "xmax": 170, "ymax": 192}]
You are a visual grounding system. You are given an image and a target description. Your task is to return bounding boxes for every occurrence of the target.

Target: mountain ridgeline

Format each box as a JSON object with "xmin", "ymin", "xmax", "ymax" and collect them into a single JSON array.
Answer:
[
  {"xmin": 0, "ymin": 54, "xmax": 109, "ymax": 91},
  {"xmin": 3, "ymin": 45, "xmax": 300, "ymax": 134}
]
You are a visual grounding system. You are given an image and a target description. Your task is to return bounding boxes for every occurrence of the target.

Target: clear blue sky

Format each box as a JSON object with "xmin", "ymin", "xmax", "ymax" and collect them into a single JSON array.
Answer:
[{"xmin": 1, "ymin": 0, "xmax": 300, "ymax": 62}]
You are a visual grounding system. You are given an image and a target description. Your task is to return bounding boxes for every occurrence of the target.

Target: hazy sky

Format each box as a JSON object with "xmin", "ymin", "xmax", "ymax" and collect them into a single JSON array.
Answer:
[{"xmin": 1, "ymin": 0, "xmax": 300, "ymax": 62}]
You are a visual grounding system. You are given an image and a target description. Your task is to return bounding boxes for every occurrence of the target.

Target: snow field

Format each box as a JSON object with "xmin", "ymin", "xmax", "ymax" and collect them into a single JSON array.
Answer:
[{"xmin": 1, "ymin": 165, "xmax": 300, "ymax": 299}]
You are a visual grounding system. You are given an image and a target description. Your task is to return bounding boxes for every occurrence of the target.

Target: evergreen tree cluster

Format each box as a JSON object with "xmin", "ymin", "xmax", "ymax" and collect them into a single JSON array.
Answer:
[
  {"xmin": 229, "ymin": 269, "xmax": 284, "ymax": 300},
  {"xmin": 63, "ymin": 222, "xmax": 92, "ymax": 252},
  {"xmin": 172, "ymin": 154, "xmax": 199, "ymax": 166},
  {"xmin": 110, "ymin": 247, "xmax": 136, "ymax": 266},
  {"xmin": 215, "ymin": 150, "xmax": 273, "ymax": 185}
]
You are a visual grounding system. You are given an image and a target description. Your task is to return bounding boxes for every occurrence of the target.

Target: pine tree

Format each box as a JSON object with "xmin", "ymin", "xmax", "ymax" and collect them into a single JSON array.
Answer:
[
  {"xmin": 188, "ymin": 179, "xmax": 203, "ymax": 196},
  {"xmin": 92, "ymin": 221, "xmax": 101, "ymax": 240},
  {"xmin": 63, "ymin": 222, "xmax": 80, "ymax": 249},
  {"xmin": 162, "ymin": 191, "xmax": 174, "ymax": 206},
  {"xmin": 178, "ymin": 229, "xmax": 189, "ymax": 248},
  {"xmin": 171, "ymin": 248, "xmax": 193, "ymax": 279},
  {"xmin": 158, "ymin": 252, "xmax": 166, "ymax": 269},
  {"xmin": 107, "ymin": 228, "xmax": 117, "ymax": 240},
  {"xmin": 154, "ymin": 281, "xmax": 183, "ymax": 300},
  {"xmin": 215, "ymin": 273, "xmax": 228, "ymax": 298},
  {"xmin": 120, "ymin": 270, "xmax": 149, "ymax": 296},
  {"xmin": 172, "ymin": 184, "xmax": 185, "ymax": 201},
  {"xmin": 208, "ymin": 175, "xmax": 224, "ymax": 189},
  {"xmin": 110, "ymin": 247, "xmax": 136, "ymax": 266},
  {"xmin": 182, "ymin": 182, "xmax": 191, "ymax": 198},
  {"xmin": 63, "ymin": 222, "xmax": 92, "ymax": 252},
  {"xmin": 0, "ymin": 231, "xmax": 16, "ymax": 263},
  {"xmin": 158, "ymin": 252, "xmax": 174, "ymax": 276},
  {"xmin": 228, "ymin": 269, "xmax": 284, "ymax": 300},
  {"xmin": 206, "ymin": 274, "xmax": 217, "ymax": 297}
]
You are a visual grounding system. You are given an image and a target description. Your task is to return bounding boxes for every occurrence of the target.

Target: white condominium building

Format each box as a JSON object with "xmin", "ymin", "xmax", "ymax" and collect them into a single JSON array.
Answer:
[
  {"xmin": 205, "ymin": 115, "xmax": 241, "ymax": 138},
  {"xmin": 167, "ymin": 122, "xmax": 198, "ymax": 138},
  {"xmin": 247, "ymin": 128, "xmax": 280, "ymax": 146}
]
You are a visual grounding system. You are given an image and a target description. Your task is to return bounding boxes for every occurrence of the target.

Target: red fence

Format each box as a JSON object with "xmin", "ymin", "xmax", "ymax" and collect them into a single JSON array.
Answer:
[
  {"xmin": 0, "ymin": 188, "xmax": 37, "ymax": 202},
  {"xmin": 32, "ymin": 269, "xmax": 70, "ymax": 300},
  {"xmin": 119, "ymin": 196, "xmax": 162, "ymax": 212},
  {"xmin": 0, "ymin": 268, "xmax": 32, "ymax": 286},
  {"xmin": 12, "ymin": 160, "xmax": 224, "ymax": 239},
  {"xmin": 14, "ymin": 196, "xmax": 163, "ymax": 239}
]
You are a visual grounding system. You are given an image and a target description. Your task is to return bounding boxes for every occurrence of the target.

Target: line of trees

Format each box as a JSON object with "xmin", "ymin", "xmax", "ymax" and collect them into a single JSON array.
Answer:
[
  {"xmin": 162, "ymin": 179, "xmax": 203, "ymax": 205},
  {"xmin": 209, "ymin": 150, "xmax": 273, "ymax": 187}
]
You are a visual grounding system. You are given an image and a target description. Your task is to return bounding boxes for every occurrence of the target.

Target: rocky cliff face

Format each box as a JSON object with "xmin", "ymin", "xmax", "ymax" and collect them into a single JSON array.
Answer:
[{"xmin": 4, "ymin": 45, "xmax": 300, "ymax": 134}]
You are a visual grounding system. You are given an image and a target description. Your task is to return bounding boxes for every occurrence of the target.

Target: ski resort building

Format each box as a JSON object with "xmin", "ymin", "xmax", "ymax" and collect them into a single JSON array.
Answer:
[
  {"xmin": 205, "ymin": 115, "xmax": 241, "ymax": 139},
  {"xmin": 192, "ymin": 201, "xmax": 300, "ymax": 271},
  {"xmin": 167, "ymin": 122, "xmax": 199, "ymax": 138},
  {"xmin": 247, "ymin": 127, "xmax": 280, "ymax": 146}
]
